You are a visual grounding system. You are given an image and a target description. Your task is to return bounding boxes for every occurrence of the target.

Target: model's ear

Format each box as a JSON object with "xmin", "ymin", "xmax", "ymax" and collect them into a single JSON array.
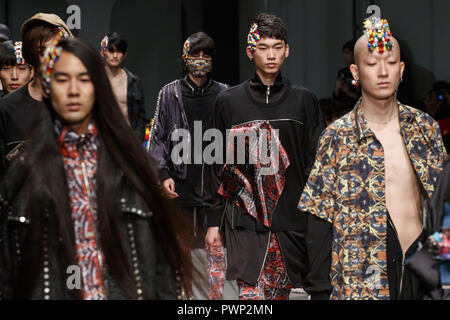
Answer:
[
  {"xmin": 400, "ymin": 61, "xmax": 405, "ymax": 80},
  {"xmin": 349, "ymin": 64, "xmax": 359, "ymax": 81},
  {"xmin": 284, "ymin": 43, "xmax": 290, "ymax": 59},
  {"xmin": 246, "ymin": 47, "xmax": 254, "ymax": 61}
]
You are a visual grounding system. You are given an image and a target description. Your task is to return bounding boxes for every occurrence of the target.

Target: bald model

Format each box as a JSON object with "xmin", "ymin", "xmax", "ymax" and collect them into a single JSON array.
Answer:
[
  {"xmin": 300, "ymin": 18, "xmax": 447, "ymax": 300},
  {"xmin": 348, "ymin": 34, "xmax": 424, "ymax": 255}
]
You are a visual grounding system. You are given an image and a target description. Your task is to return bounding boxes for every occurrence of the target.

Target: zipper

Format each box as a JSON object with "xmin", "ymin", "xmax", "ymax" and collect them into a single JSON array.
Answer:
[
  {"xmin": 266, "ymin": 85, "xmax": 270, "ymax": 104},
  {"xmin": 257, "ymin": 231, "xmax": 272, "ymax": 281},
  {"xmin": 387, "ymin": 215, "xmax": 404, "ymax": 297},
  {"xmin": 181, "ymin": 108, "xmax": 190, "ymax": 174},
  {"xmin": 77, "ymin": 136, "xmax": 108, "ymax": 299},
  {"xmin": 200, "ymin": 163, "xmax": 205, "ymax": 197},
  {"xmin": 193, "ymin": 207, "xmax": 197, "ymax": 238},
  {"xmin": 233, "ymin": 118, "xmax": 304, "ymax": 128}
]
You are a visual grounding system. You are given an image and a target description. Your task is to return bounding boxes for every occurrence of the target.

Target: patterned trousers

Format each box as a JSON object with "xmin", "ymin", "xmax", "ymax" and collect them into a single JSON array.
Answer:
[
  {"xmin": 237, "ymin": 233, "xmax": 292, "ymax": 300},
  {"xmin": 206, "ymin": 243, "xmax": 227, "ymax": 299}
]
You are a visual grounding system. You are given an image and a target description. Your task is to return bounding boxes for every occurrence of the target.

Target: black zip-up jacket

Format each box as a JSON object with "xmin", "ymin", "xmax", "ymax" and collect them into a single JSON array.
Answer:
[
  {"xmin": 0, "ymin": 159, "xmax": 180, "ymax": 300},
  {"xmin": 123, "ymin": 68, "xmax": 148, "ymax": 142},
  {"xmin": 204, "ymin": 73, "xmax": 325, "ymax": 231}
]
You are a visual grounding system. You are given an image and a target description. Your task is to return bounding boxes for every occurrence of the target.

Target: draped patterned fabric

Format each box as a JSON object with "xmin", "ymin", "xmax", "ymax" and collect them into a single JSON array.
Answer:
[
  {"xmin": 56, "ymin": 121, "xmax": 105, "ymax": 300},
  {"xmin": 218, "ymin": 121, "xmax": 290, "ymax": 228}
]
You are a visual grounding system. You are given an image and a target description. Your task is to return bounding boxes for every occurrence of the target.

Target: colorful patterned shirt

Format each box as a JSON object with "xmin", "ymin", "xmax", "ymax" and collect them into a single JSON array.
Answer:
[
  {"xmin": 57, "ymin": 122, "xmax": 105, "ymax": 300},
  {"xmin": 298, "ymin": 101, "xmax": 447, "ymax": 300}
]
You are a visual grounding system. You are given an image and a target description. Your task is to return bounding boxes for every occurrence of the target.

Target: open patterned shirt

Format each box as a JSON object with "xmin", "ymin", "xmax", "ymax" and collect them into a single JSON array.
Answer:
[{"xmin": 298, "ymin": 101, "xmax": 447, "ymax": 300}]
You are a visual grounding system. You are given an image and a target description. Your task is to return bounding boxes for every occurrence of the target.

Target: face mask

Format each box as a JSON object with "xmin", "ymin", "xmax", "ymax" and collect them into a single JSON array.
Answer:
[{"xmin": 185, "ymin": 58, "xmax": 212, "ymax": 77}]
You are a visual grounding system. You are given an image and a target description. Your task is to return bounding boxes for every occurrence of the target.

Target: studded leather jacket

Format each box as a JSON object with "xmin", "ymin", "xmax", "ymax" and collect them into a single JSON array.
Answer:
[{"xmin": 0, "ymin": 160, "xmax": 182, "ymax": 300}]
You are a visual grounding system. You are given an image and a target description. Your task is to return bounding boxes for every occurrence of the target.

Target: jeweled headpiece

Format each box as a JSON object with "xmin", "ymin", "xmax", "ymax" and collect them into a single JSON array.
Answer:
[
  {"xmin": 40, "ymin": 40, "xmax": 63, "ymax": 95},
  {"xmin": 14, "ymin": 42, "xmax": 28, "ymax": 65},
  {"xmin": 182, "ymin": 37, "xmax": 190, "ymax": 60},
  {"xmin": 247, "ymin": 23, "xmax": 261, "ymax": 53},
  {"xmin": 363, "ymin": 17, "xmax": 393, "ymax": 54},
  {"xmin": 100, "ymin": 35, "xmax": 109, "ymax": 51}
]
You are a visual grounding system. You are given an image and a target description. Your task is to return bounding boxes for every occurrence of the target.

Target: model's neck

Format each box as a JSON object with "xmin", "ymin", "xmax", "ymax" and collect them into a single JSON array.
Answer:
[
  {"xmin": 28, "ymin": 76, "xmax": 44, "ymax": 102},
  {"xmin": 255, "ymin": 69, "xmax": 279, "ymax": 86},
  {"xmin": 188, "ymin": 73, "xmax": 207, "ymax": 87},
  {"xmin": 105, "ymin": 64, "xmax": 122, "ymax": 77},
  {"xmin": 361, "ymin": 93, "xmax": 398, "ymax": 124}
]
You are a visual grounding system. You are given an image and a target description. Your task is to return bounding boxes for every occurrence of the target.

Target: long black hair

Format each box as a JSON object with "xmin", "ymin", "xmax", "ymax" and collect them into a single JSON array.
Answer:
[{"xmin": 15, "ymin": 37, "xmax": 197, "ymax": 299}]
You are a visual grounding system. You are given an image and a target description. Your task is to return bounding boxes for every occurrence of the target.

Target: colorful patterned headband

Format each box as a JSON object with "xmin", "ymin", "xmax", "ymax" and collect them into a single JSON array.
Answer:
[
  {"xmin": 247, "ymin": 23, "xmax": 261, "ymax": 53},
  {"xmin": 58, "ymin": 26, "xmax": 71, "ymax": 39},
  {"xmin": 14, "ymin": 41, "xmax": 28, "ymax": 66},
  {"xmin": 41, "ymin": 40, "xmax": 63, "ymax": 95},
  {"xmin": 182, "ymin": 37, "xmax": 190, "ymax": 60},
  {"xmin": 363, "ymin": 17, "xmax": 393, "ymax": 54},
  {"xmin": 101, "ymin": 35, "xmax": 109, "ymax": 51}
]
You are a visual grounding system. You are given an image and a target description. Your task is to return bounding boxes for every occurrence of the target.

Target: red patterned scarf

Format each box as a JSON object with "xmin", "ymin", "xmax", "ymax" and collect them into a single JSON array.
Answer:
[{"xmin": 56, "ymin": 120, "xmax": 105, "ymax": 300}]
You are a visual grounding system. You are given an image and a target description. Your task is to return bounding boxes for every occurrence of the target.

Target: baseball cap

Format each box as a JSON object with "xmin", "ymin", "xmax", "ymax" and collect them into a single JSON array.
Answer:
[{"xmin": 21, "ymin": 13, "xmax": 73, "ymax": 38}]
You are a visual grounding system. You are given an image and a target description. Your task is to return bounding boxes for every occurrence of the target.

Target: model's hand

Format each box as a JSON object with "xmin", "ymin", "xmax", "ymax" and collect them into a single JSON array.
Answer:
[
  {"xmin": 205, "ymin": 227, "xmax": 222, "ymax": 253},
  {"xmin": 162, "ymin": 178, "xmax": 179, "ymax": 199}
]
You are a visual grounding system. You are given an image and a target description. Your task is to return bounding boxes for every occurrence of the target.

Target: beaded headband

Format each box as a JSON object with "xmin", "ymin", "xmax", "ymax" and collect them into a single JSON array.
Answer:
[
  {"xmin": 363, "ymin": 17, "xmax": 393, "ymax": 54},
  {"xmin": 41, "ymin": 40, "xmax": 63, "ymax": 95},
  {"xmin": 101, "ymin": 35, "xmax": 109, "ymax": 51},
  {"xmin": 14, "ymin": 42, "xmax": 28, "ymax": 65},
  {"xmin": 182, "ymin": 37, "xmax": 190, "ymax": 60},
  {"xmin": 58, "ymin": 26, "xmax": 71, "ymax": 39},
  {"xmin": 247, "ymin": 23, "xmax": 261, "ymax": 53}
]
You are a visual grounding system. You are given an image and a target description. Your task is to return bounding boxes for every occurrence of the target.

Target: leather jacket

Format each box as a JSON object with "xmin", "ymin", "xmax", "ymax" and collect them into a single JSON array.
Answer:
[{"xmin": 0, "ymin": 160, "xmax": 181, "ymax": 300}]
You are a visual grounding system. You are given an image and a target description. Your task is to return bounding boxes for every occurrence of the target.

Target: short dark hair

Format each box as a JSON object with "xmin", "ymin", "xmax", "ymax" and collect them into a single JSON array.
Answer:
[
  {"xmin": 106, "ymin": 32, "xmax": 128, "ymax": 54},
  {"xmin": 0, "ymin": 40, "xmax": 16, "ymax": 68},
  {"xmin": 186, "ymin": 32, "xmax": 216, "ymax": 59},
  {"xmin": 21, "ymin": 21, "xmax": 60, "ymax": 70},
  {"xmin": 342, "ymin": 40, "xmax": 356, "ymax": 52},
  {"xmin": 252, "ymin": 13, "xmax": 288, "ymax": 43}
]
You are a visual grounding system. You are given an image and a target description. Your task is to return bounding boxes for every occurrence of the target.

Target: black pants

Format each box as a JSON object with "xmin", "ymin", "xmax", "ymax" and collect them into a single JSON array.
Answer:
[
  {"xmin": 386, "ymin": 212, "xmax": 426, "ymax": 300},
  {"xmin": 183, "ymin": 207, "xmax": 208, "ymax": 249}
]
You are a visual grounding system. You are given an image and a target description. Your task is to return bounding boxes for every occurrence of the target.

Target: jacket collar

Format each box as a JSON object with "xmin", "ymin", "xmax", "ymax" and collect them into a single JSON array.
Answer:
[
  {"xmin": 248, "ymin": 71, "xmax": 285, "ymax": 94},
  {"xmin": 182, "ymin": 74, "xmax": 213, "ymax": 96}
]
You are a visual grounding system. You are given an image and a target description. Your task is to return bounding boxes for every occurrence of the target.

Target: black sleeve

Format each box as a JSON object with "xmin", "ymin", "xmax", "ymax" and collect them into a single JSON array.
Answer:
[
  {"xmin": 203, "ymin": 93, "xmax": 227, "ymax": 227},
  {"xmin": 303, "ymin": 91, "xmax": 326, "ymax": 176},
  {"xmin": 134, "ymin": 77, "xmax": 147, "ymax": 142},
  {"xmin": 305, "ymin": 214, "xmax": 333, "ymax": 300}
]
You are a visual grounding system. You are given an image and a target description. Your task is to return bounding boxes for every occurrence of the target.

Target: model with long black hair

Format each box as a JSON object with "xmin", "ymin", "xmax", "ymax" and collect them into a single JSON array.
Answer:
[{"xmin": 0, "ymin": 37, "xmax": 198, "ymax": 300}]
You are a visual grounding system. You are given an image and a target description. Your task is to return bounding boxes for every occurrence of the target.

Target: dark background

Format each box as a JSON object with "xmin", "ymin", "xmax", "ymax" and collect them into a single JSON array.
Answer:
[{"xmin": 1, "ymin": 0, "xmax": 449, "ymax": 115}]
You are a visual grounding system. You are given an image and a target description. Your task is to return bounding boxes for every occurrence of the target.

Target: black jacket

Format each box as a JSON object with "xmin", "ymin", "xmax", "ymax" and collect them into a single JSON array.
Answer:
[
  {"xmin": 149, "ymin": 78, "xmax": 228, "ymax": 182},
  {"xmin": 204, "ymin": 73, "xmax": 325, "ymax": 231},
  {"xmin": 0, "ymin": 84, "xmax": 42, "ymax": 180},
  {"xmin": 0, "ymin": 159, "xmax": 181, "ymax": 300},
  {"xmin": 123, "ymin": 68, "xmax": 148, "ymax": 142}
]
